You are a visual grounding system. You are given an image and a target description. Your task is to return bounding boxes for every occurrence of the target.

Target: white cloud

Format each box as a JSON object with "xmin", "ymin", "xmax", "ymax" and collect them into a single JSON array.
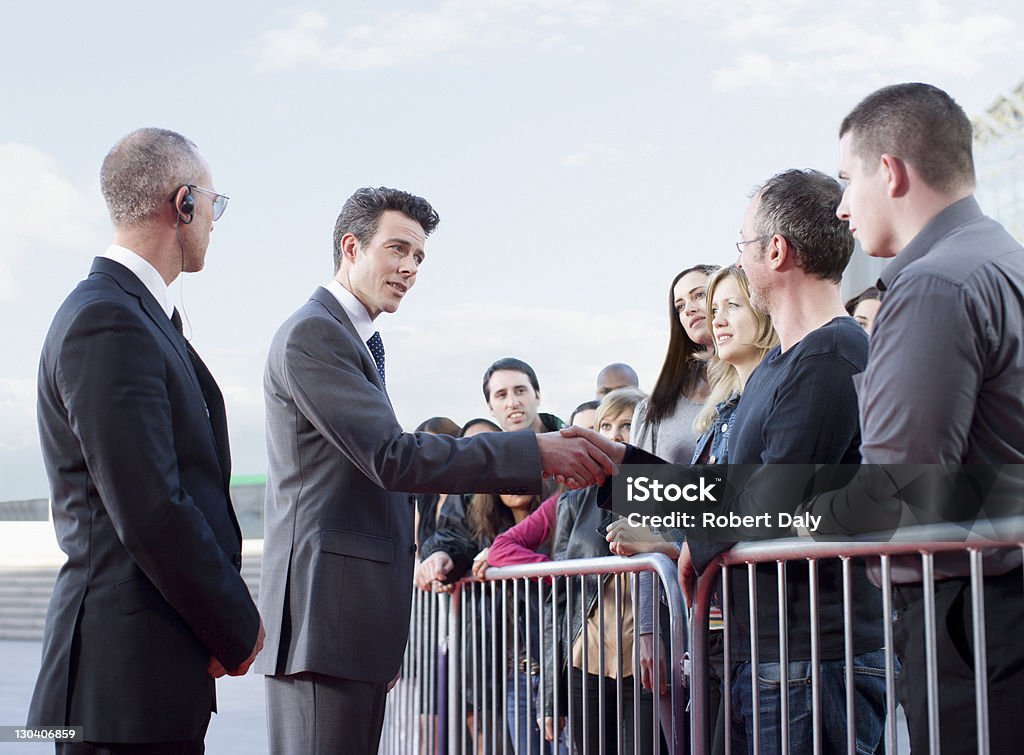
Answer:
[
  {"xmin": 256, "ymin": 1, "xmax": 656, "ymax": 71},
  {"xmin": 561, "ymin": 141, "xmax": 659, "ymax": 168},
  {"xmin": 0, "ymin": 144, "xmax": 103, "ymax": 301},
  {"xmin": 703, "ymin": 1, "xmax": 1022, "ymax": 93}
]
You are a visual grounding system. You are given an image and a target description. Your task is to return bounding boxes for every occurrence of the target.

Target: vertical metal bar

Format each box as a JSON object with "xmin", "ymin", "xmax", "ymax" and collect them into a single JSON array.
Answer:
[
  {"xmin": 481, "ymin": 581, "xmax": 489, "ymax": 753},
  {"xmin": 969, "ymin": 549, "xmax": 990, "ymax": 755},
  {"xmin": 566, "ymin": 573, "xmax": 575, "ymax": 754},
  {"xmin": 808, "ymin": 559, "xmax": 821, "ymax": 755},
  {"xmin": 921, "ymin": 552, "xmax": 941, "ymax": 755},
  {"xmin": 473, "ymin": 583, "xmax": 482, "ymax": 754},
  {"xmin": 880, "ymin": 556, "xmax": 897, "ymax": 755},
  {"xmin": 777, "ymin": 561, "xmax": 789, "ymax": 755},
  {"xmin": 581, "ymin": 574, "xmax": 590, "ymax": 755},
  {"xmin": 491, "ymin": 580, "xmax": 499, "ymax": 755},
  {"xmin": 411, "ymin": 586, "xmax": 421, "ymax": 754},
  {"xmin": 670, "ymin": 562, "xmax": 686, "ymax": 755},
  {"xmin": 748, "ymin": 562, "xmax": 760, "ymax": 755},
  {"xmin": 513, "ymin": 578, "xmax": 522, "ymax": 755},
  {"xmin": 458, "ymin": 586, "xmax": 467, "ymax": 755},
  {"xmin": 552, "ymin": 576, "xmax": 561, "ymax": 755},
  {"xmin": 632, "ymin": 571, "xmax": 641, "ymax": 755},
  {"xmin": 428, "ymin": 590, "xmax": 436, "ymax": 753},
  {"xmin": 842, "ymin": 557, "xmax": 855, "ymax": 755},
  {"xmin": 598, "ymin": 574, "xmax": 607, "ymax": 755},
  {"xmin": 652, "ymin": 575, "xmax": 661, "ymax": 753},
  {"xmin": 501, "ymin": 579, "xmax": 509, "ymax": 755},
  {"xmin": 723, "ymin": 566, "xmax": 732, "ymax": 755},
  {"xmin": 538, "ymin": 578, "xmax": 545, "ymax": 755},
  {"xmin": 524, "ymin": 578, "xmax": 533, "ymax": 755},
  {"xmin": 614, "ymin": 574, "xmax": 624, "ymax": 754}
]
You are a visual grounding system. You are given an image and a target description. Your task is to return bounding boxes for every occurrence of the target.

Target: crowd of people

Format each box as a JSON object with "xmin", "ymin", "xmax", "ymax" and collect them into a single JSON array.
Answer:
[{"xmin": 26, "ymin": 80, "xmax": 1024, "ymax": 755}]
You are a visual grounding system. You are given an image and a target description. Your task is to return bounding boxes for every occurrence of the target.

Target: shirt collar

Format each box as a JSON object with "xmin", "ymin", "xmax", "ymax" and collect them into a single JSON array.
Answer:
[
  {"xmin": 876, "ymin": 195, "xmax": 982, "ymax": 294},
  {"xmin": 101, "ymin": 244, "xmax": 174, "ymax": 317},
  {"xmin": 325, "ymin": 279, "xmax": 377, "ymax": 345}
]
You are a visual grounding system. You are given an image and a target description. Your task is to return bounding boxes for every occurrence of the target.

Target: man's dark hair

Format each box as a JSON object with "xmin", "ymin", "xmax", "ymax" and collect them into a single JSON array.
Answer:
[
  {"xmin": 754, "ymin": 169, "xmax": 853, "ymax": 284},
  {"xmin": 460, "ymin": 417, "xmax": 501, "ymax": 436},
  {"xmin": 839, "ymin": 82, "xmax": 974, "ymax": 194},
  {"xmin": 569, "ymin": 400, "xmax": 601, "ymax": 425},
  {"xmin": 844, "ymin": 286, "xmax": 880, "ymax": 316},
  {"xmin": 482, "ymin": 357, "xmax": 540, "ymax": 402},
  {"xmin": 414, "ymin": 416, "xmax": 461, "ymax": 436},
  {"xmin": 332, "ymin": 187, "xmax": 440, "ymax": 271}
]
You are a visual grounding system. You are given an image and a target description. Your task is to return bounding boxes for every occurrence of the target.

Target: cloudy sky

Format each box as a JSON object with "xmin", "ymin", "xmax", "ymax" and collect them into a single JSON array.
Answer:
[{"xmin": 2, "ymin": 0, "xmax": 1022, "ymax": 500}]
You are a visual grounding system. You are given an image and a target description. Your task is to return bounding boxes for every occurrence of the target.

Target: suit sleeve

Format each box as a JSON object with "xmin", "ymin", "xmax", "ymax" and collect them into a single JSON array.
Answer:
[
  {"xmin": 55, "ymin": 300, "xmax": 258, "ymax": 668},
  {"xmin": 278, "ymin": 314, "xmax": 541, "ymax": 493}
]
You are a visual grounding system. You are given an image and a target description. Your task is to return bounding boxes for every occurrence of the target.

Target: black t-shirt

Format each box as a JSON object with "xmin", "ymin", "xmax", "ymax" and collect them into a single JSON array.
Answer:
[
  {"xmin": 718, "ymin": 316, "xmax": 883, "ymax": 662},
  {"xmin": 729, "ymin": 316, "xmax": 866, "ymax": 465}
]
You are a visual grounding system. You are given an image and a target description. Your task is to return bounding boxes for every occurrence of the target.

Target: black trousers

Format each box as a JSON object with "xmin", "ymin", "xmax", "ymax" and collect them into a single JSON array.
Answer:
[
  {"xmin": 567, "ymin": 668, "xmax": 655, "ymax": 754},
  {"xmin": 55, "ymin": 719, "xmax": 208, "ymax": 755},
  {"xmin": 892, "ymin": 569, "xmax": 1024, "ymax": 755}
]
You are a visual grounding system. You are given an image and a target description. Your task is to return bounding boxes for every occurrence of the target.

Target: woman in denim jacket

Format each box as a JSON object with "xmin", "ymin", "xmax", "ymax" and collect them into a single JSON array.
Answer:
[{"xmin": 612, "ymin": 265, "xmax": 777, "ymax": 752}]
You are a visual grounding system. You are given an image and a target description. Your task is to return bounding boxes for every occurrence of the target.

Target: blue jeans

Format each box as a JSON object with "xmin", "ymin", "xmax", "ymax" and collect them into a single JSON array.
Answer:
[
  {"xmin": 506, "ymin": 671, "xmax": 568, "ymax": 755},
  {"xmin": 731, "ymin": 649, "xmax": 887, "ymax": 755}
]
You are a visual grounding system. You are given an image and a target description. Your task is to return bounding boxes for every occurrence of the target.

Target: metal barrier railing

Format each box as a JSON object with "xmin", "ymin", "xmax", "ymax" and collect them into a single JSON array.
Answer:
[
  {"xmin": 380, "ymin": 553, "xmax": 688, "ymax": 754},
  {"xmin": 383, "ymin": 517, "xmax": 1024, "ymax": 755},
  {"xmin": 688, "ymin": 517, "xmax": 1024, "ymax": 755}
]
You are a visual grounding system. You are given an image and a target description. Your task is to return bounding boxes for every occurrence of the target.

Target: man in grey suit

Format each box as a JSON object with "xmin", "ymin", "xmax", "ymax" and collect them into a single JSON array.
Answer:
[{"xmin": 258, "ymin": 187, "xmax": 616, "ymax": 754}]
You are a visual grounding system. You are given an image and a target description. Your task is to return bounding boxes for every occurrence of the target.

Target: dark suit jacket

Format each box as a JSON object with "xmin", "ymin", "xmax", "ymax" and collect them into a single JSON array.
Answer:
[
  {"xmin": 27, "ymin": 258, "xmax": 260, "ymax": 742},
  {"xmin": 257, "ymin": 287, "xmax": 542, "ymax": 683}
]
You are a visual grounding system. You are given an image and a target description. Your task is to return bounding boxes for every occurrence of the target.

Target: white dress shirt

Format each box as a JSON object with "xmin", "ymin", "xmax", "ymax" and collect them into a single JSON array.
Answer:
[
  {"xmin": 325, "ymin": 279, "xmax": 378, "ymax": 360},
  {"xmin": 101, "ymin": 244, "xmax": 174, "ymax": 319}
]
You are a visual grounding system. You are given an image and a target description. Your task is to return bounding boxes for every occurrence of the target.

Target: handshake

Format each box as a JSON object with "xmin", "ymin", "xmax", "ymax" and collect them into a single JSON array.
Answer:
[{"xmin": 536, "ymin": 425, "xmax": 626, "ymax": 489}]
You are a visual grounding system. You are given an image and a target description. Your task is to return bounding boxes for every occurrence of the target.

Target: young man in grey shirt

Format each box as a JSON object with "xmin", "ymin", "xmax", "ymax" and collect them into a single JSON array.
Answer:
[{"xmin": 836, "ymin": 82, "xmax": 1024, "ymax": 754}]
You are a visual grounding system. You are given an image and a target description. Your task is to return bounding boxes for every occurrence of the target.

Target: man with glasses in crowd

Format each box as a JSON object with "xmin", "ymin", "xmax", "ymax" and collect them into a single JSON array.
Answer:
[
  {"xmin": 28, "ymin": 127, "xmax": 264, "ymax": 754},
  {"xmin": 680, "ymin": 169, "xmax": 887, "ymax": 754}
]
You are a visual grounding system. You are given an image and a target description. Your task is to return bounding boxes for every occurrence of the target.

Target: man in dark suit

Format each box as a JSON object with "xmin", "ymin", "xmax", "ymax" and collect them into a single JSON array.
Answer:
[
  {"xmin": 258, "ymin": 186, "xmax": 615, "ymax": 754},
  {"xmin": 28, "ymin": 128, "xmax": 264, "ymax": 754}
]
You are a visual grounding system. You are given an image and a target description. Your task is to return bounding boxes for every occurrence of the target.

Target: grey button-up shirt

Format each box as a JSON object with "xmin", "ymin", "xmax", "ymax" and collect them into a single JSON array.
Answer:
[{"xmin": 860, "ymin": 195, "xmax": 1024, "ymax": 465}]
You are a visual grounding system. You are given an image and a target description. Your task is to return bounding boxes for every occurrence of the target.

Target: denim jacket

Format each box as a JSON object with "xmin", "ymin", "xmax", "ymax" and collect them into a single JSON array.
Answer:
[{"xmin": 690, "ymin": 391, "xmax": 741, "ymax": 465}]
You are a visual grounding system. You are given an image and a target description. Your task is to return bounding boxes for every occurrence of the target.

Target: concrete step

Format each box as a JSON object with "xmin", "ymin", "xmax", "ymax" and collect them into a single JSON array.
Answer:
[{"xmin": 0, "ymin": 556, "xmax": 264, "ymax": 641}]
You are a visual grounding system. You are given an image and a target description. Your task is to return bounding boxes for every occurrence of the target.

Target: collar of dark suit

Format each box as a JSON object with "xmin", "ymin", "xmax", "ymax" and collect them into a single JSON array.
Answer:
[{"xmin": 90, "ymin": 257, "xmax": 190, "ymax": 361}]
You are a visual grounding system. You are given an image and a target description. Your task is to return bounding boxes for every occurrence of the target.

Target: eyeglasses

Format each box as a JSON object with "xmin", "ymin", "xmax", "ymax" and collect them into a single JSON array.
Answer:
[
  {"xmin": 189, "ymin": 185, "xmax": 230, "ymax": 221},
  {"xmin": 735, "ymin": 236, "xmax": 768, "ymax": 256}
]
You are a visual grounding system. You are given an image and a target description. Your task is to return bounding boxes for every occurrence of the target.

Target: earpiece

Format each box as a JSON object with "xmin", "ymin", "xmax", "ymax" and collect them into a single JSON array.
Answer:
[{"xmin": 176, "ymin": 186, "xmax": 195, "ymax": 225}]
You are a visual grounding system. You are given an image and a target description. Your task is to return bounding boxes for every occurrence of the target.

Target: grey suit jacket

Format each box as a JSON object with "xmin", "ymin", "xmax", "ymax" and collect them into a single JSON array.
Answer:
[{"xmin": 257, "ymin": 287, "xmax": 542, "ymax": 682}]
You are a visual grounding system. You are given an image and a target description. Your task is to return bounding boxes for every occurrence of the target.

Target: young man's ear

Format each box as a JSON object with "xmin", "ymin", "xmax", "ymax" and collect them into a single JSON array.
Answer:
[{"xmin": 880, "ymin": 153, "xmax": 910, "ymax": 198}]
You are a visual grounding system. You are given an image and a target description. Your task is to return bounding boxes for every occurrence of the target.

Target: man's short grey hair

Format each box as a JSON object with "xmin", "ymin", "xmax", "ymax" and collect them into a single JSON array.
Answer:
[{"xmin": 100, "ymin": 128, "xmax": 207, "ymax": 227}]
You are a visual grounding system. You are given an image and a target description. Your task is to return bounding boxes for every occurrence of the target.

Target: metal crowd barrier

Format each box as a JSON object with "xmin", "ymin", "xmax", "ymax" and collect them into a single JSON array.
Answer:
[
  {"xmin": 380, "ymin": 553, "xmax": 688, "ymax": 754},
  {"xmin": 688, "ymin": 517, "xmax": 1024, "ymax": 755}
]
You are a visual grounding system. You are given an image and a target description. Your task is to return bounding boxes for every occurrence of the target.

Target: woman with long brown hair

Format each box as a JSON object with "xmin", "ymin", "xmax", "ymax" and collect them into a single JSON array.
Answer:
[{"xmin": 631, "ymin": 264, "xmax": 720, "ymax": 463}]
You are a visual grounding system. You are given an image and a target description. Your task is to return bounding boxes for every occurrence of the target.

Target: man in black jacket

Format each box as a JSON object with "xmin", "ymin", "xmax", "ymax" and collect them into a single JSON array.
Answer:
[{"xmin": 28, "ymin": 128, "xmax": 264, "ymax": 753}]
